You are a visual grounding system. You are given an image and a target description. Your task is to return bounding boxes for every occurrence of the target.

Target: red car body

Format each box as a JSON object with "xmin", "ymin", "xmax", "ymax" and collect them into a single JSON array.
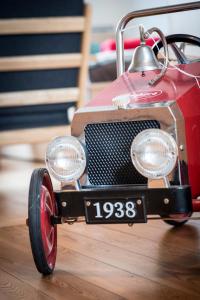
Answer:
[{"xmin": 90, "ymin": 62, "xmax": 200, "ymax": 199}]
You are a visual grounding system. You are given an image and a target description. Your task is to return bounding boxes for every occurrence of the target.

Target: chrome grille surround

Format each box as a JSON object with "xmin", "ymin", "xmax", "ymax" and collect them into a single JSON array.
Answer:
[{"xmin": 71, "ymin": 101, "xmax": 188, "ymax": 187}]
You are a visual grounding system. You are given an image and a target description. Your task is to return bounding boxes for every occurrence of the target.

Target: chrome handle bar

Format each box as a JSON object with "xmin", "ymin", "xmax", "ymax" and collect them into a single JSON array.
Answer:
[{"xmin": 116, "ymin": 1, "xmax": 200, "ymax": 76}]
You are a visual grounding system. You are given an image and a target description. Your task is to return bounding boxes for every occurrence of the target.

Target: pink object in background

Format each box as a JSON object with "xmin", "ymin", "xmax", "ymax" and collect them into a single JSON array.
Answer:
[{"xmin": 100, "ymin": 37, "xmax": 159, "ymax": 52}]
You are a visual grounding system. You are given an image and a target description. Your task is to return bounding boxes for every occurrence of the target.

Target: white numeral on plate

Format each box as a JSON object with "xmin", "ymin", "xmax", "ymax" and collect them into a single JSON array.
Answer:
[
  {"xmin": 114, "ymin": 202, "xmax": 124, "ymax": 218},
  {"xmin": 93, "ymin": 202, "xmax": 103, "ymax": 218},
  {"xmin": 104, "ymin": 202, "xmax": 114, "ymax": 219},
  {"xmin": 125, "ymin": 201, "xmax": 136, "ymax": 218},
  {"xmin": 93, "ymin": 201, "xmax": 137, "ymax": 219}
]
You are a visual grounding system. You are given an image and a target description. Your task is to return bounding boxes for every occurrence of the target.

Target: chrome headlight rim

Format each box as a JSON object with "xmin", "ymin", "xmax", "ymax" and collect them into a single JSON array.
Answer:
[
  {"xmin": 45, "ymin": 135, "xmax": 86, "ymax": 182},
  {"xmin": 130, "ymin": 128, "xmax": 178, "ymax": 179}
]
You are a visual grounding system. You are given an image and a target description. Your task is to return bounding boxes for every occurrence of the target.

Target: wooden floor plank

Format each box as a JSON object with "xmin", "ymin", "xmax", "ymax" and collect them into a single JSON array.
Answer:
[
  {"xmin": 0, "ymin": 268, "xmax": 51, "ymax": 300},
  {"xmin": 57, "ymin": 226, "xmax": 200, "ymax": 297},
  {"xmin": 61, "ymin": 221, "xmax": 200, "ymax": 264},
  {"xmin": 0, "ymin": 225, "xmax": 199, "ymax": 300},
  {"xmin": 0, "ymin": 227, "xmax": 124, "ymax": 300},
  {"xmin": 103, "ymin": 222, "xmax": 200, "ymax": 252},
  {"xmin": 1, "ymin": 157, "xmax": 200, "ymax": 299}
]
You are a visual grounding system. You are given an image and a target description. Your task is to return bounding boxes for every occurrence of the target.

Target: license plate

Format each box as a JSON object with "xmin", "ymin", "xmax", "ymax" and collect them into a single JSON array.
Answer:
[{"xmin": 84, "ymin": 198, "xmax": 146, "ymax": 224}]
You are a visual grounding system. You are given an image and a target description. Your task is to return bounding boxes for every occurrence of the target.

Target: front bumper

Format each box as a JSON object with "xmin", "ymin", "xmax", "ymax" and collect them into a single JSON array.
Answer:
[{"xmin": 55, "ymin": 185, "xmax": 192, "ymax": 223}]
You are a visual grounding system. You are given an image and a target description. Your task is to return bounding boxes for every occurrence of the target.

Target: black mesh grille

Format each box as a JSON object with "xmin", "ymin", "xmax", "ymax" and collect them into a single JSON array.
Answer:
[{"xmin": 85, "ymin": 120, "xmax": 160, "ymax": 185}]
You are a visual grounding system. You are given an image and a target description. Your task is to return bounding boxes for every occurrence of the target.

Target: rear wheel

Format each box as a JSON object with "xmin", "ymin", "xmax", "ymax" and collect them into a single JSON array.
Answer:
[
  {"xmin": 162, "ymin": 213, "xmax": 191, "ymax": 227},
  {"xmin": 28, "ymin": 168, "xmax": 57, "ymax": 275}
]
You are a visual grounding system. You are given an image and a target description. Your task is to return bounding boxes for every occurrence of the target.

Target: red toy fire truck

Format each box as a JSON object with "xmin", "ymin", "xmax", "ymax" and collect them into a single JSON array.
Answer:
[{"xmin": 28, "ymin": 2, "xmax": 200, "ymax": 275}]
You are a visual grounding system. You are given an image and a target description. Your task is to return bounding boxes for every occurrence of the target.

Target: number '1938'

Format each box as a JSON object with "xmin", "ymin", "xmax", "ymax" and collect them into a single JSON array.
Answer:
[{"xmin": 93, "ymin": 201, "xmax": 136, "ymax": 219}]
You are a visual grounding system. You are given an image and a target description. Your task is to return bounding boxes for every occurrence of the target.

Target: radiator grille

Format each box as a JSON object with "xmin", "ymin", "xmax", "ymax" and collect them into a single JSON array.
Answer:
[{"xmin": 85, "ymin": 120, "xmax": 160, "ymax": 185}]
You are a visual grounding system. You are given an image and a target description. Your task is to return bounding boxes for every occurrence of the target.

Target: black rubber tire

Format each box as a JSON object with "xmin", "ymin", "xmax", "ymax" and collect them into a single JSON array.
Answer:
[
  {"xmin": 161, "ymin": 213, "xmax": 192, "ymax": 227},
  {"xmin": 163, "ymin": 219, "xmax": 188, "ymax": 227},
  {"xmin": 28, "ymin": 168, "xmax": 57, "ymax": 275}
]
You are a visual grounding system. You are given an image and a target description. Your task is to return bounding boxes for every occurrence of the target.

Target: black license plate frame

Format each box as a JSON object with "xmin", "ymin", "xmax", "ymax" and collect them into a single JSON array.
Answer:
[{"xmin": 84, "ymin": 197, "xmax": 147, "ymax": 224}]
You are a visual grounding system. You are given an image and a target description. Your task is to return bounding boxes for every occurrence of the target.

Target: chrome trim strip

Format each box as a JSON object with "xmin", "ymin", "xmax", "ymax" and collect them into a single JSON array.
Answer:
[
  {"xmin": 169, "ymin": 102, "xmax": 189, "ymax": 185},
  {"xmin": 71, "ymin": 101, "xmax": 188, "ymax": 187},
  {"xmin": 72, "ymin": 101, "xmax": 175, "ymax": 137}
]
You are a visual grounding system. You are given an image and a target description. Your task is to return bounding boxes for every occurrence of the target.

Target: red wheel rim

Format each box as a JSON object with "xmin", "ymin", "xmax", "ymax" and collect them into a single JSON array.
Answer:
[{"xmin": 40, "ymin": 173, "xmax": 57, "ymax": 270}]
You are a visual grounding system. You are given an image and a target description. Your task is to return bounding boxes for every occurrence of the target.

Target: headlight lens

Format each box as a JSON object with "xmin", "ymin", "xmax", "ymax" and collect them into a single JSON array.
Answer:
[
  {"xmin": 46, "ymin": 136, "xmax": 86, "ymax": 182},
  {"xmin": 131, "ymin": 129, "xmax": 178, "ymax": 179}
]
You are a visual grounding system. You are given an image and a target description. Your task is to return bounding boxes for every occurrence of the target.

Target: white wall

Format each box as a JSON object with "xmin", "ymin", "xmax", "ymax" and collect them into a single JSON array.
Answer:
[{"xmin": 86, "ymin": 0, "xmax": 200, "ymax": 38}]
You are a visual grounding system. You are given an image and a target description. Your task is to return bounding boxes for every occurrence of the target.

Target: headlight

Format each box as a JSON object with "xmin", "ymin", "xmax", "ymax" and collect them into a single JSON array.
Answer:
[
  {"xmin": 130, "ymin": 129, "xmax": 178, "ymax": 179},
  {"xmin": 46, "ymin": 136, "xmax": 86, "ymax": 182}
]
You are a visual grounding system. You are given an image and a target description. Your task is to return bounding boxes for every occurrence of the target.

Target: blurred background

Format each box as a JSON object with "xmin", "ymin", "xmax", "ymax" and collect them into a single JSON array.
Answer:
[{"xmin": 0, "ymin": 0, "xmax": 199, "ymax": 161}]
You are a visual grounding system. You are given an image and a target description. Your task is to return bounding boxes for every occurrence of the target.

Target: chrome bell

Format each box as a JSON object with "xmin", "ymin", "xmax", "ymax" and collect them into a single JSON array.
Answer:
[
  {"xmin": 128, "ymin": 44, "xmax": 161, "ymax": 72},
  {"xmin": 127, "ymin": 25, "xmax": 169, "ymax": 85},
  {"xmin": 128, "ymin": 25, "xmax": 161, "ymax": 73}
]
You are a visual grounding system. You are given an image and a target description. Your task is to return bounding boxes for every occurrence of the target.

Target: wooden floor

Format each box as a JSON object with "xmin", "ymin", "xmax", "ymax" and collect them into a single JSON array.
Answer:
[{"xmin": 1, "ymin": 156, "xmax": 200, "ymax": 300}]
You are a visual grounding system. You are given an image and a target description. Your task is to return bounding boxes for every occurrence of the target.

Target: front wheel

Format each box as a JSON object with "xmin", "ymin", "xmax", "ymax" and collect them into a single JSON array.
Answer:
[{"xmin": 28, "ymin": 168, "xmax": 57, "ymax": 275}]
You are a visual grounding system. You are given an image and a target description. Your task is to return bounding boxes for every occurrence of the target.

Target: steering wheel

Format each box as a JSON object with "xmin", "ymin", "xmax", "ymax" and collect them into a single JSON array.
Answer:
[{"xmin": 153, "ymin": 33, "xmax": 200, "ymax": 64}]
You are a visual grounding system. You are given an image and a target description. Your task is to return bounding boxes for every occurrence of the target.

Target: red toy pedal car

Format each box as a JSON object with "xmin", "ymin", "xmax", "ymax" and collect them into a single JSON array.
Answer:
[{"xmin": 28, "ymin": 2, "xmax": 200, "ymax": 275}]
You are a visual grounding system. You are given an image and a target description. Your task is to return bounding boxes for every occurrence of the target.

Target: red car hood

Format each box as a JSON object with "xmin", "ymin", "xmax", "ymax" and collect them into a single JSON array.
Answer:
[{"xmin": 89, "ymin": 62, "xmax": 200, "ymax": 107}]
